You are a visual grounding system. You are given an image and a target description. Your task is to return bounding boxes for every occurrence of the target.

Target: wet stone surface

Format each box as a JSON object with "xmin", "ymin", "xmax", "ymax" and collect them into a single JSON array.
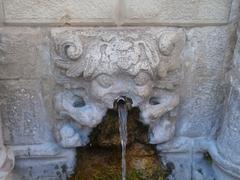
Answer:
[{"xmin": 70, "ymin": 108, "xmax": 169, "ymax": 180}]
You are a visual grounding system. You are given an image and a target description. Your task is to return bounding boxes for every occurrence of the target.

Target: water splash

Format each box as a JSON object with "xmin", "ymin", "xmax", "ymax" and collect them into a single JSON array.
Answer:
[{"xmin": 117, "ymin": 99, "xmax": 128, "ymax": 180}]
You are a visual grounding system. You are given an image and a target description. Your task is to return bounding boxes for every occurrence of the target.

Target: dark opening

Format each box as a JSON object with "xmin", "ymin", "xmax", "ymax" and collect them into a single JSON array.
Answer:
[
  {"xmin": 149, "ymin": 97, "xmax": 160, "ymax": 105},
  {"xmin": 72, "ymin": 96, "xmax": 85, "ymax": 108}
]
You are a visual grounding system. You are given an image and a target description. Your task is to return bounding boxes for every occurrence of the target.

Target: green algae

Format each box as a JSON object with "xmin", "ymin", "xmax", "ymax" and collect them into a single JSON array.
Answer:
[{"xmin": 69, "ymin": 108, "xmax": 169, "ymax": 180}]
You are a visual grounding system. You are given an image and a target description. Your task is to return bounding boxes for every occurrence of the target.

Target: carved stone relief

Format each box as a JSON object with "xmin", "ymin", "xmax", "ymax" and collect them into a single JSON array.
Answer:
[
  {"xmin": 51, "ymin": 28, "xmax": 185, "ymax": 148},
  {"xmin": 0, "ymin": 24, "xmax": 236, "ymax": 179}
]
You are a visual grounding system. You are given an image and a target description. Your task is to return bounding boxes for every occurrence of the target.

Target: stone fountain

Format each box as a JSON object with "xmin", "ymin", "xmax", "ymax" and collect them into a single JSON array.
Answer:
[
  {"xmin": 0, "ymin": 0, "xmax": 239, "ymax": 179},
  {"xmin": 52, "ymin": 28, "xmax": 183, "ymax": 149},
  {"xmin": 52, "ymin": 28, "xmax": 183, "ymax": 179}
]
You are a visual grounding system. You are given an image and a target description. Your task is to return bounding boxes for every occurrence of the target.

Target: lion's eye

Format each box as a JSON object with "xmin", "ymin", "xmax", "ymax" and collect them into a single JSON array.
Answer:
[
  {"xmin": 134, "ymin": 72, "xmax": 151, "ymax": 86},
  {"xmin": 95, "ymin": 74, "xmax": 113, "ymax": 88}
]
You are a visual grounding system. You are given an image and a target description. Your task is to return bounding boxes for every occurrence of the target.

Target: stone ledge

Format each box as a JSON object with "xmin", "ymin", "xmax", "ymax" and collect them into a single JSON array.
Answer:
[
  {"xmin": 121, "ymin": 0, "xmax": 232, "ymax": 25},
  {"xmin": 1, "ymin": 0, "xmax": 235, "ymax": 26},
  {"xmin": 3, "ymin": 0, "xmax": 118, "ymax": 25}
]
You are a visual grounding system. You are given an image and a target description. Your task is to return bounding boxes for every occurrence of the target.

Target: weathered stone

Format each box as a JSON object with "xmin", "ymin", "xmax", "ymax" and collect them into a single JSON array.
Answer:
[
  {"xmin": 229, "ymin": 0, "xmax": 240, "ymax": 22},
  {"xmin": 51, "ymin": 27, "xmax": 183, "ymax": 148},
  {"xmin": 0, "ymin": 113, "xmax": 14, "ymax": 180},
  {"xmin": 217, "ymin": 87, "xmax": 240, "ymax": 165},
  {"xmin": 0, "ymin": 28, "xmax": 50, "ymax": 79},
  {"xmin": 70, "ymin": 108, "xmax": 164, "ymax": 179},
  {"xmin": 156, "ymin": 24, "xmax": 238, "ymax": 180},
  {"xmin": 176, "ymin": 24, "xmax": 236, "ymax": 137},
  {"xmin": 70, "ymin": 144, "xmax": 166, "ymax": 180},
  {"xmin": 212, "ymin": 23, "xmax": 240, "ymax": 178},
  {"xmin": 48, "ymin": 25, "xmax": 240, "ymax": 179},
  {"xmin": 0, "ymin": 79, "xmax": 76, "ymax": 179},
  {"xmin": 0, "ymin": 0, "xmax": 3, "ymax": 26},
  {"xmin": 12, "ymin": 149, "xmax": 76, "ymax": 180},
  {"xmin": 0, "ymin": 79, "xmax": 62, "ymax": 161},
  {"xmin": 149, "ymin": 116, "xmax": 176, "ymax": 144},
  {"xmin": 3, "ymin": 0, "xmax": 118, "ymax": 25},
  {"xmin": 0, "ymin": 6, "xmax": 238, "ymax": 178},
  {"xmin": 122, "ymin": 0, "xmax": 232, "ymax": 25},
  {"xmin": 0, "ymin": 80, "xmax": 49, "ymax": 145},
  {"xmin": 161, "ymin": 153, "xmax": 215, "ymax": 180},
  {"xmin": 90, "ymin": 108, "xmax": 148, "ymax": 147}
]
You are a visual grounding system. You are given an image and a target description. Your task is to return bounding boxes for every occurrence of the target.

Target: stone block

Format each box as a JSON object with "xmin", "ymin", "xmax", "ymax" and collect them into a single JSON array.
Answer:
[
  {"xmin": 229, "ymin": 0, "xmax": 240, "ymax": 22},
  {"xmin": 161, "ymin": 153, "xmax": 215, "ymax": 179},
  {"xmin": 0, "ymin": 28, "xmax": 50, "ymax": 79},
  {"xmin": 12, "ymin": 149, "xmax": 76, "ymax": 179},
  {"xmin": 216, "ymin": 24, "xmax": 240, "ymax": 167},
  {"xmin": 3, "ymin": 0, "xmax": 118, "ymax": 25},
  {"xmin": 176, "ymin": 24, "xmax": 237, "ymax": 137},
  {"xmin": 0, "ymin": 80, "xmax": 49, "ymax": 145},
  {"xmin": 122, "ymin": 0, "xmax": 232, "ymax": 25},
  {"xmin": 0, "ymin": 79, "xmax": 62, "ymax": 157}
]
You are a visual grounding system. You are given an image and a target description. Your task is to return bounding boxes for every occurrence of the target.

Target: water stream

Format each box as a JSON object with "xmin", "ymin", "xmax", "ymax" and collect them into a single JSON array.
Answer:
[{"xmin": 117, "ymin": 99, "xmax": 128, "ymax": 180}]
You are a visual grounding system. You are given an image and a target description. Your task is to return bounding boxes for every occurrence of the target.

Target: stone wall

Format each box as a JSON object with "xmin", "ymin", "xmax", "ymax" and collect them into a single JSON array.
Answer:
[
  {"xmin": 0, "ymin": 0, "xmax": 238, "ymax": 26},
  {"xmin": 0, "ymin": 0, "xmax": 239, "ymax": 180}
]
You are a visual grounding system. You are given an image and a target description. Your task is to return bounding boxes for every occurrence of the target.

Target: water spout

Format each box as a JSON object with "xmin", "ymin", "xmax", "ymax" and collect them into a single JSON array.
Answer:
[{"xmin": 114, "ymin": 96, "xmax": 132, "ymax": 180}]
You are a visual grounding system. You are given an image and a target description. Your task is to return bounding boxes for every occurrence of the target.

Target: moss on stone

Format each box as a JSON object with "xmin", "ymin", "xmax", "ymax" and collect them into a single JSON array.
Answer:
[{"xmin": 70, "ymin": 108, "xmax": 169, "ymax": 180}]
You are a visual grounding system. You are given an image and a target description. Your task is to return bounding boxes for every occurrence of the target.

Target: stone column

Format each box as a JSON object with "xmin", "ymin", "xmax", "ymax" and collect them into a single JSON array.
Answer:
[{"xmin": 213, "ymin": 24, "xmax": 240, "ymax": 179}]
